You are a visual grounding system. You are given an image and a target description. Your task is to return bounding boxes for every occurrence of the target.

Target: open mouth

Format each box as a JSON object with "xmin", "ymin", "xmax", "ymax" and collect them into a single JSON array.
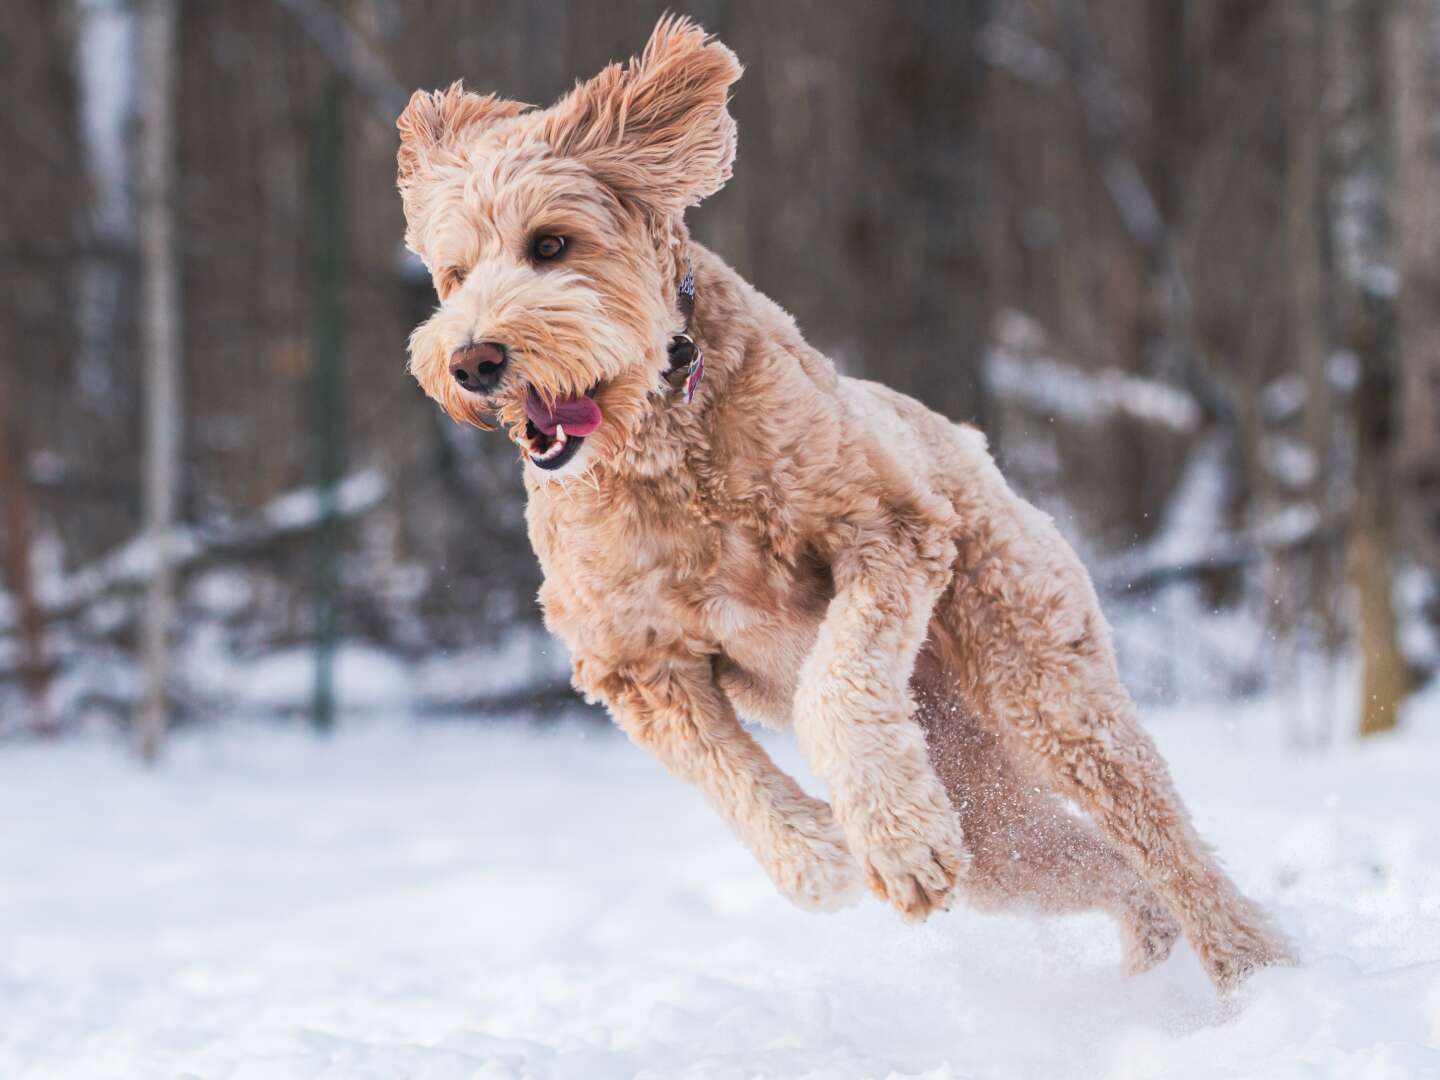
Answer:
[{"xmin": 521, "ymin": 384, "xmax": 602, "ymax": 471}]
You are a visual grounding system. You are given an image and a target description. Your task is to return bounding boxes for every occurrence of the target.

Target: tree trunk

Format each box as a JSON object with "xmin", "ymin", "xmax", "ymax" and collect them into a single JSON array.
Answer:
[
  {"xmin": 1389, "ymin": 0, "xmax": 1440, "ymax": 573},
  {"xmin": 1286, "ymin": 0, "xmax": 1343, "ymax": 742},
  {"xmin": 1326, "ymin": 0, "xmax": 1412, "ymax": 737},
  {"xmin": 1347, "ymin": 267, "xmax": 1407, "ymax": 739},
  {"xmin": 1353, "ymin": 477, "xmax": 1408, "ymax": 736},
  {"xmin": 0, "ymin": 379, "xmax": 53, "ymax": 734},
  {"xmin": 136, "ymin": 0, "xmax": 181, "ymax": 763}
]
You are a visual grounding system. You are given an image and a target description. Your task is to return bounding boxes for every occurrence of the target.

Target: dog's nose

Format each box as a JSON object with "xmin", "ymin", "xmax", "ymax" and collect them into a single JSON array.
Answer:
[{"xmin": 450, "ymin": 342, "xmax": 507, "ymax": 393}]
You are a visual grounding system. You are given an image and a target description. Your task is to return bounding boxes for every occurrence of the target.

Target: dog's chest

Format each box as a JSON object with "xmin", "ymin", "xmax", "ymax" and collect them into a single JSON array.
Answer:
[
  {"xmin": 530, "ymin": 482, "xmax": 831, "ymax": 711},
  {"xmin": 674, "ymin": 521, "xmax": 833, "ymax": 727}
]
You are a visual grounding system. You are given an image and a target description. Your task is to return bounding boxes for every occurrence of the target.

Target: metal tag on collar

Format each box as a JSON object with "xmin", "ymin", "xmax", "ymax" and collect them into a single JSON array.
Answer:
[
  {"xmin": 669, "ymin": 332, "xmax": 704, "ymax": 403},
  {"xmin": 671, "ymin": 260, "xmax": 702, "ymax": 402}
]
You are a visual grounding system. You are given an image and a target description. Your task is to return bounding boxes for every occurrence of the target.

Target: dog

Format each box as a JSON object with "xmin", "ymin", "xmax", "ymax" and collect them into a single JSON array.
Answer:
[{"xmin": 396, "ymin": 16, "xmax": 1293, "ymax": 992}]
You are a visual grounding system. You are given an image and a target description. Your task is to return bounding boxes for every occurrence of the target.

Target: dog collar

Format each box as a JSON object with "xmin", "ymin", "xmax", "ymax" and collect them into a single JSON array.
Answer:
[{"xmin": 665, "ymin": 261, "xmax": 704, "ymax": 404}]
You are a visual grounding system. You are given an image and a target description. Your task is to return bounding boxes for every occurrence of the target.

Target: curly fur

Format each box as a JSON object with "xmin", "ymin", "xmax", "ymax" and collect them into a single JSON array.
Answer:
[{"xmin": 397, "ymin": 15, "xmax": 1294, "ymax": 993}]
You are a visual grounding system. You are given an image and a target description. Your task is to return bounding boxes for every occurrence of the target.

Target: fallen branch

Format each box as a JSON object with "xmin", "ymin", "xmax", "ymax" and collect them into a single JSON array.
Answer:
[{"xmin": 1100, "ymin": 520, "xmax": 1344, "ymax": 596}]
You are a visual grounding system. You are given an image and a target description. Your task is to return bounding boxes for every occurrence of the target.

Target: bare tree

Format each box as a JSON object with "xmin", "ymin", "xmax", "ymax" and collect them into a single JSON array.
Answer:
[
  {"xmin": 136, "ymin": 0, "xmax": 181, "ymax": 762},
  {"xmin": 1283, "ymin": 0, "xmax": 1346, "ymax": 742},
  {"xmin": 1324, "ymin": 0, "xmax": 1412, "ymax": 736},
  {"xmin": 1389, "ymin": 0, "xmax": 1440, "ymax": 575},
  {"xmin": 0, "ymin": 377, "xmax": 53, "ymax": 733},
  {"xmin": 4, "ymin": 0, "xmax": 1436, "ymax": 729}
]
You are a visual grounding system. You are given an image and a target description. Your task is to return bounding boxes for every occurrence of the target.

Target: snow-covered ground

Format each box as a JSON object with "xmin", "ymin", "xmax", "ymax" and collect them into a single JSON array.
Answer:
[{"xmin": 2, "ymin": 691, "xmax": 1438, "ymax": 1079}]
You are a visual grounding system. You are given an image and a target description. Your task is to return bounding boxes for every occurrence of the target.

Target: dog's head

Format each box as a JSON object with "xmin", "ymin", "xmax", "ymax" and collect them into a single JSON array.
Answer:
[{"xmin": 397, "ymin": 16, "xmax": 741, "ymax": 477}]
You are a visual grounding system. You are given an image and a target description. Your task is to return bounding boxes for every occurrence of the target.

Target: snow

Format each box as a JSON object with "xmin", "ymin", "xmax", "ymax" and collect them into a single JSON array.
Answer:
[
  {"xmin": 987, "ymin": 311, "xmax": 1202, "ymax": 434},
  {"xmin": 259, "ymin": 472, "xmax": 388, "ymax": 532},
  {"xmin": 415, "ymin": 629, "xmax": 571, "ymax": 706},
  {"xmin": 1109, "ymin": 436, "xmax": 1230, "ymax": 576},
  {"xmin": 1260, "ymin": 376, "xmax": 1310, "ymax": 425},
  {"xmin": 201, "ymin": 643, "xmax": 418, "ymax": 714},
  {"xmin": 2, "ymin": 691, "xmax": 1439, "ymax": 1079},
  {"xmin": 178, "ymin": 629, "xmax": 569, "ymax": 716},
  {"xmin": 977, "ymin": 22, "xmax": 1064, "ymax": 88}
]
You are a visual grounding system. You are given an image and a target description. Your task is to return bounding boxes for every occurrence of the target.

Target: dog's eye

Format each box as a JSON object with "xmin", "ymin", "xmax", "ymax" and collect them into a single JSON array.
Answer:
[
  {"xmin": 439, "ymin": 266, "xmax": 466, "ymax": 298},
  {"xmin": 532, "ymin": 234, "xmax": 567, "ymax": 262}
]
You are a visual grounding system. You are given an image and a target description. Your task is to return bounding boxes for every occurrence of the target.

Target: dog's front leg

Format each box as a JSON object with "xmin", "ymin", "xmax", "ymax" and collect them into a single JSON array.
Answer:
[
  {"xmin": 579, "ymin": 653, "xmax": 862, "ymax": 912},
  {"xmin": 793, "ymin": 530, "xmax": 968, "ymax": 922}
]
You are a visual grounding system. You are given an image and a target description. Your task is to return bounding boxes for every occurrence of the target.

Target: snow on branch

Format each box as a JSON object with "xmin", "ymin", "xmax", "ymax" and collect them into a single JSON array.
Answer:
[
  {"xmin": 986, "ymin": 310, "xmax": 1201, "ymax": 432},
  {"xmin": 0, "ymin": 470, "xmax": 387, "ymax": 636}
]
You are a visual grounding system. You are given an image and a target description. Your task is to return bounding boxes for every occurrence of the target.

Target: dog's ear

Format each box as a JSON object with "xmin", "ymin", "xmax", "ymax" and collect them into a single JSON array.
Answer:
[
  {"xmin": 543, "ymin": 15, "xmax": 742, "ymax": 215},
  {"xmin": 396, "ymin": 82, "xmax": 527, "ymax": 187}
]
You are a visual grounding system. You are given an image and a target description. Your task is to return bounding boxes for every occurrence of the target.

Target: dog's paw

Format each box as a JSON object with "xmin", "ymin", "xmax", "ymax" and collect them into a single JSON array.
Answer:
[
  {"xmin": 847, "ymin": 795, "xmax": 969, "ymax": 924},
  {"xmin": 1119, "ymin": 894, "xmax": 1182, "ymax": 976},
  {"xmin": 764, "ymin": 807, "xmax": 863, "ymax": 912},
  {"xmin": 1200, "ymin": 911, "xmax": 1298, "ymax": 993}
]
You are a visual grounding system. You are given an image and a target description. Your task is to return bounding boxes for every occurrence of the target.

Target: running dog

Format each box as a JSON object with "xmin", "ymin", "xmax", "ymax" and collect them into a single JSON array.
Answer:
[{"xmin": 396, "ymin": 16, "xmax": 1292, "ymax": 991}]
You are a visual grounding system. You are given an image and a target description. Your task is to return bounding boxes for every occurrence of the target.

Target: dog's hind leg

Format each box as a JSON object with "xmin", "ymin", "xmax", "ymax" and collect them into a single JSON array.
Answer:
[
  {"xmin": 936, "ymin": 498, "xmax": 1293, "ymax": 992},
  {"xmin": 913, "ymin": 671, "xmax": 1180, "ymax": 974}
]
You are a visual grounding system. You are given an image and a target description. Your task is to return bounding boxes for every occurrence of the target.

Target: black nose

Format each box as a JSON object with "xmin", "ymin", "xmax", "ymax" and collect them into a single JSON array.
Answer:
[{"xmin": 449, "ymin": 342, "xmax": 507, "ymax": 392}]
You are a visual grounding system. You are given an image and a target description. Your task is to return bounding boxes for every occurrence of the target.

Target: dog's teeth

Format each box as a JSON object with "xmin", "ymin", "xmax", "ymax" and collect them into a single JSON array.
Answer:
[
  {"xmin": 532, "ymin": 436, "xmax": 566, "ymax": 462},
  {"xmin": 555, "ymin": 424, "xmax": 567, "ymax": 443}
]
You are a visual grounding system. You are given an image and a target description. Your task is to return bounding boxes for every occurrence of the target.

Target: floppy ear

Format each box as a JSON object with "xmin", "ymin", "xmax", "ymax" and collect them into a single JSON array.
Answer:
[
  {"xmin": 542, "ymin": 15, "xmax": 743, "ymax": 215},
  {"xmin": 396, "ymin": 82, "xmax": 528, "ymax": 187}
]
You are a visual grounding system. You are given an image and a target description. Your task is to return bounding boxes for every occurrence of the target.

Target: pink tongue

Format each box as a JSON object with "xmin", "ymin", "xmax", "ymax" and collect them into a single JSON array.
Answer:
[{"xmin": 524, "ymin": 387, "xmax": 603, "ymax": 437}]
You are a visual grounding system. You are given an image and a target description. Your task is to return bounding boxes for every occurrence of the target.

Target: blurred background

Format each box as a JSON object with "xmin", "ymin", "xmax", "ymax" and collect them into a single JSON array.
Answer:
[{"xmin": 2, "ymin": 0, "xmax": 1438, "ymax": 754}]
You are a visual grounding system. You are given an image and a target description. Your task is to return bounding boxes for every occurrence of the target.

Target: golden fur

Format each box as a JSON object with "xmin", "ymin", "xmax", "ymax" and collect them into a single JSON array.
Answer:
[{"xmin": 397, "ymin": 16, "xmax": 1293, "ymax": 992}]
